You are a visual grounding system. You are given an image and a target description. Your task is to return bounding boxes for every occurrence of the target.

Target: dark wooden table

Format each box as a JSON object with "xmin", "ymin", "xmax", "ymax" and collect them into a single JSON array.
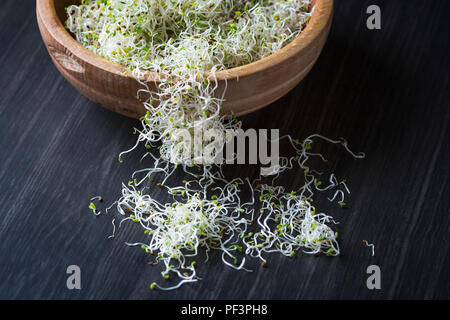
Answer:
[{"xmin": 0, "ymin": 0, "xmax": 448, "ymax": 300}]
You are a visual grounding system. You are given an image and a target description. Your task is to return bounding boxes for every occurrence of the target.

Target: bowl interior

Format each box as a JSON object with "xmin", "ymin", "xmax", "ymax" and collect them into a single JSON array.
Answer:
[
  {"xmin": 51, "ymin": 0, "xmax": 321, "ymax": 82},
  {"xmin": 54, "ymin": 0, "xmax": 317, "ymax": 41},
  {"xmin": 55, "ymin": 0, "xmax": 81, "ymax": 24}
]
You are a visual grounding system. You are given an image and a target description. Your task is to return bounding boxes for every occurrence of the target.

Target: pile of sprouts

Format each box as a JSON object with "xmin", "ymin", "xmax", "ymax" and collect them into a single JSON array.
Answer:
[
  {"xmin": 69, "ymin": 0, "xmax": 365, "ymax": 290},
  {"xmin": 67, "ymin": 0, "xmax": 313, "ymax": 166}
]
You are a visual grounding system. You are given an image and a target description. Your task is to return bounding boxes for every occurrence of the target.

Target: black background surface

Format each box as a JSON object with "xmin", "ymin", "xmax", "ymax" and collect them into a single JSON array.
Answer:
[{"xmin": 0, "ymin": 0, "xmax": 449, "ymax": 299}]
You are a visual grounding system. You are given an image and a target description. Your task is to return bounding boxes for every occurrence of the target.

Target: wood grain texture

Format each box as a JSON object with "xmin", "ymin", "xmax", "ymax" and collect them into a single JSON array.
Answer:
[
  {"xmin": 0, "ymin": 0, "xmax": 449, "ymax": 300},
  {"xmin": 36, "ymin": 0, "xmax": 334, "ymax": 118}
]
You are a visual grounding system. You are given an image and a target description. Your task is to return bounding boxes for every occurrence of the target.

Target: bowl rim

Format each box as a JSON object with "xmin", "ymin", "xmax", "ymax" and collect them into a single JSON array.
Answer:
[{"xmin": 37, "ymin": 0, "xmax": 333, "ymax": 81}]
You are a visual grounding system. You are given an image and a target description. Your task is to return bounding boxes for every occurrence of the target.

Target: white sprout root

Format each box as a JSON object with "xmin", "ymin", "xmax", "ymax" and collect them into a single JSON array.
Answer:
[
  {"xmin": 69, "ymin": 1, "xmax": 365, "ymax": 291},
  {"xmin": 363, "ymin": 240, "xmax": 375, "ymax": 257}
]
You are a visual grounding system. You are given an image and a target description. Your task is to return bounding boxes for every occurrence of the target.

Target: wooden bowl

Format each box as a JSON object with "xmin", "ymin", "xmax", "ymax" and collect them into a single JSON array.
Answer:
[{"xmin": 36, "ymin": 0, "xmax": 334, "ymax": 118}]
